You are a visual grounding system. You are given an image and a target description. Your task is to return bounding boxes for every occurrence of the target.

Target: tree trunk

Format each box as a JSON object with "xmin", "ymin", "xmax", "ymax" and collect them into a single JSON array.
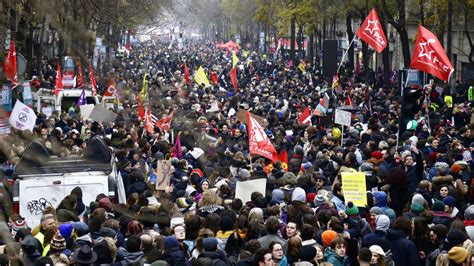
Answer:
[
  {"xmin": 309, "ymin": 31, "xmax": 314, "ymax": 66},
  {"xmin": 399, "ymin": 27, "xmax": 411, "ymax": 68},
  {"xmin": 346, "ymin": 12, "xmax": 354, "ymax": 70},
  {"xmin": 359, "ymin": 10, "xmax": 369, "ymax": 70},
  {"xmin": 380, "ymin": 12, "xmax": 391, "ymax": 85},
  {"xmin": 290, "ymin": 14, "xmax": 295, "ymax": 61}
]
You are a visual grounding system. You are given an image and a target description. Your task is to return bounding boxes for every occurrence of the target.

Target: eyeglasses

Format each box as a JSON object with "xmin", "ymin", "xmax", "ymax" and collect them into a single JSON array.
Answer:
[{"xmin": 174, "ymin": 228, "xmax": 185, "ymax": 233}]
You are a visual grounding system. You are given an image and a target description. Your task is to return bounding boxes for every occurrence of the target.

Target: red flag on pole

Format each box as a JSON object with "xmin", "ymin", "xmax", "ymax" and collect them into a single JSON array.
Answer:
[
  {"xmin": 104, "ymin": 79, "xmax": 116, "ymax": 96},
  {"xmin": 298, "ymin": 106, "xmax": 312, "ymax": 125},
  {"xmin": 89, "ymin": 64, "xmax": 97, "ymax": 96},
  {"xmin": 53, "ymin": 64, "xmax": 64, "ymax": 96},
  {"xmin": 356, "ymin": 8, "xmax": 388, "ymax": 53},
  {"xmin": 76, "ymin": 60, "xmax": 84, "ymax": 88},
  {"xmin": 173, "ymin": 133, "xmax": 182, "ymax": 159},
  {"xmin": 155, "ymin": 112, "xmax": 174, "ymax": 131},
  {"xmin": 184, "ymin": 64, "xmax": 190, "ymax": 84},
  {"xmin": 410, "ymin": 25, "xmax": 454, "ymax": 82},
  {"xmin": 144, "ymin": 107, "xmax": 154, "ymax": 134},
  {"xmin": 2, "ymin": 39, "xmax": 17, "ymax": 84},
  {"xmin": 229, "ymin": 67, "xmax": 238, "ymax": 92},
  {"xmin": 247, "ymin": 111, "xmax": 277, "ymax": 162},
  {"xmin": 345, "ymin": 94, "xmax": 353, "ymax": 106},
  {"xmin": 137, "ymin": 95, "xmax": 145, "ymax": 120}
]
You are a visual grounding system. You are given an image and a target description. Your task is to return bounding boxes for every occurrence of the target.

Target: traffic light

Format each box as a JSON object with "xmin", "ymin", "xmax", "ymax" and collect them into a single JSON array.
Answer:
[{"xmin": 400, "ymin": 86, "xmax": 423, "ymax": 133}]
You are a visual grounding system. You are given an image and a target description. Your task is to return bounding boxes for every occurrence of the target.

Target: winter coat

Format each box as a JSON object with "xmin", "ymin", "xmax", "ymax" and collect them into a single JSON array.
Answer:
[
  {"xmin": 361, "ymin": 230, "xmax": 391, "ymax": 251},
  {"xmin": 198, "ymin": 251, "xmax": 229, "ymax": 266},
  {"xmin": 432, "ymin": 211, "xmax": 453, "ymax": 228},
  {"xmin": 118, "ymin": 247, "xmax": 146, "ymax": 266},
  {"xmin": 162, "ymin": 247, "xmax": 190, "ymax": 266},
  {"xmin": 385, "ymin": 229, "xmax": 420, "ymax": 266},
  {"xmin": 324, "ymin": 248, "xmax": 348, "ymax": 266}
]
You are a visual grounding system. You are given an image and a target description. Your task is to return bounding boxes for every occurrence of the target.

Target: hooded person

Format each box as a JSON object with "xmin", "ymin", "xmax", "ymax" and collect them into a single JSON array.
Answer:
[
  {"xmin": 286, "ymin": 187, "xmax": 313, "ymax": 223},
  {"xmin": 116, "ymin": 234, "xmax": 146, "ymax": 265},
  {"xmin": 431, "ymin": 200, "xmax": 453, "ymax": 228},
  {"xmin": 162, "ymin": 236, "xmax": 190, "ymax": 265},
  {"xmin": 361, "ymin": 214, "xmax": 391, "ymax": 252},
  {"xmin": 70, "ymin": 186, "xmax": 86, "ymax": 216},
  {"xmin": 198, "ymin": 237, "xmax": 229, "ymax": 265},
  {"xmin": 373, "ymin": 191, "xmax": 396, "ymax": 222},
  {"xmin": 21, "ymin": 235, "xmax": 41, "ymax": 264}
]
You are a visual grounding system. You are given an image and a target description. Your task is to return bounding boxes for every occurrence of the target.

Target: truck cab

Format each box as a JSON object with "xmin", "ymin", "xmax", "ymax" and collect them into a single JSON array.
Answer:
[
  {"xmin": 34, "ymin": 88, "xmax": 101, "ymax": 114},
  {"xmin": 11, "ymin": 138, "xmax": 125, "ymax": 227}
]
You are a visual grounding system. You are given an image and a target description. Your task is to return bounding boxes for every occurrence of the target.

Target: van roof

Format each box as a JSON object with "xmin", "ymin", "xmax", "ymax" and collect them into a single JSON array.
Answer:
[{"xmin": 16, "ymin": 156, "xmax": 112, "ymax": 176}]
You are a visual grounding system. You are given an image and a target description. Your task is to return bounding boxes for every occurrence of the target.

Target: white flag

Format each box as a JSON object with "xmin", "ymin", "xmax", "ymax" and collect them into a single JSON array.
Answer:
[{"xmin": 9, "ymin": 100, "xmax": 37, "ymax": 131}]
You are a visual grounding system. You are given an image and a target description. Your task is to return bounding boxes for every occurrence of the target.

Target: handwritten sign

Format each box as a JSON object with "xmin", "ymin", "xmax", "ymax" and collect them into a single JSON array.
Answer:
[
  {"xmin": 335, "ymin": 108, "xmax": 351, "ymax": 127},
  {"xmin": 155, "ymin": 160, "xmax": 172, "ymax": 191},
  {"xmin": 341, "ymin": 172, "xmax": 367, "ymax": 207},
  {"xmin": 235, "ymin": 178, "xmax": 267, "ymax": 203}
]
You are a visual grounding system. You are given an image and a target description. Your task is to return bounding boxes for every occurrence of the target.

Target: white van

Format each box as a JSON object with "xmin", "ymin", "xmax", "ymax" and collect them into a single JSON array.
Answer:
[
  {"xmin": 34, "ymin": 88, "xmax": 101, "ymax": 115},
  {"xmin": 11, "ymin": 138, "xmax": 125, "ymax": 227}
]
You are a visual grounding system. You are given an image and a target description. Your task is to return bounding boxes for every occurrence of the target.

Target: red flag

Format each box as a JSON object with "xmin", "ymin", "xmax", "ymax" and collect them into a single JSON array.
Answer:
[
  {"xmin": 276, "ymin": 150, "xmax": 288, "ymax": 172},
  {"xmin": 125, "ymin": 42, "xmax": 132, "ymax": 52},
  {"xmin": 89, "ymin": 64, "xmax": 97, "ymax": 96},
  {"xmin": 144, "ymin": 108, "xmax": 154, "ymax": 134},
  {"xmin": 298, "ymin": 106, "xmax": 312, "ymax": 125},
  {"xmin": 211, "ymin": 71, "xmax": 218, "ymax": 85},
  {"xmin": 173, "ymin": 133, "xmax": 182, "ymax": 159},
  {"xmin": 184, "ymin": 64, "xmax": 190, "ymax": 84},
  {"xmin": 53, "ymin": 63, "xmax": 64, "ymax": 96},
  {"xmin": 247, "ymin": 111, "xmax": 277, "ymax": 162},
  {"xmin": 410, "ymin": 25, "xmax": 454, "ymax": 82},
  {"xmin": 104, "ymin": 79, "xmax": 116, "ymax": 96},
  {"xmin": 2, "ymin": 39, "xmax": 17, "ymax": 84},
  {"xmin": 229, "ymin": 67, "xmax": 238, "ymax": 92},
  {"xmin": 137, "ymin": 95, "xmax": 145, "ymax": 120},
  {"xmin": 345, "ymin": 94, "xmax": 353, "ymax": 106},
  {"xmin": 356, "ymin": 8, "xmax": 388, "ymax": 53},
  {"xmin": 155, "ymin": 112, "xmax": 174, "ymax": 131},
  {"xmin": 76, "ymin": 60, "xmax": 84, "ymax": 88}
]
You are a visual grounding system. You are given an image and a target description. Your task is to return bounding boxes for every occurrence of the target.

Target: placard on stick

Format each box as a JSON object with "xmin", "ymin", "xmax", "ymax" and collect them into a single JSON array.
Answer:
[
  {"xmin": 341, "ymin": 172, "xmax": 367, "ymax": 207},
  {"xmin": 335, "ymin": 108, "xmax": 351, "ymax": 127},
  {"xmin": 235, "ymin": 178, "xmax": 267, "ymax": 203}
]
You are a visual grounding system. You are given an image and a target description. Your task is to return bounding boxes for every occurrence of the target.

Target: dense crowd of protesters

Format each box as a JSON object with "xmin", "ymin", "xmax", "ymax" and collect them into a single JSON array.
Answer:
[{"xmin": 0, "ymin": 38, "xmax": 473, "ymax": 265}]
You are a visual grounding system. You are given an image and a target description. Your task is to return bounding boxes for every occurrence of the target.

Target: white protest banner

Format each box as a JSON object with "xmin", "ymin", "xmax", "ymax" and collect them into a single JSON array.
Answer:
[
  {"xmin": 206, "ymin": 100, "xmax": 220, "ymax": 113},
  {"xmin": 155, "ymin": 160, "xmax": 172, "ymax": 191},
  {"xmin": 188, "ymin": 147, "xmax": 205, "ymax": 159},
  {"xmin": 79, "ymin": 104, "xmax": 95, "ymax": 120},
  {"xmin": 89, "ymin": 104, "xmax": 118, "ymax": 123},
  {"xmin": 9, "ymin": 100, "xmax": 37, "ymax": 131},
  {"xmin": 41, "ymin": 107, "xmax": 53, "ymax": 118},
  {"xmin": 235, "ymin": 178, "xmax": 267, "ymax": 203},
  {"xmin": 335, "ymin": 108, "xmax": 351, "ymax": 127}
]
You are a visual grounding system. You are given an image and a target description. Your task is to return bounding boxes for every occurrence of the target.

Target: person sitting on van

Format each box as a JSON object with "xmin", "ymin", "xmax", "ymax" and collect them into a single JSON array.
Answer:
[
  {"xmin": 55, "ymin": 113, "xmax": 69, "ymax": 131},
  {"xmin": 34, "ymin": 214, "xmax": 57, "ymax": 257}
]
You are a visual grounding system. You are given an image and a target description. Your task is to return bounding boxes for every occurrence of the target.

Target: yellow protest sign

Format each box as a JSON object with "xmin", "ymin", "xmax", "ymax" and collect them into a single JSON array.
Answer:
[{"xmin": 341, "ymin": 172, "xmax": 367, "ymax": 207}]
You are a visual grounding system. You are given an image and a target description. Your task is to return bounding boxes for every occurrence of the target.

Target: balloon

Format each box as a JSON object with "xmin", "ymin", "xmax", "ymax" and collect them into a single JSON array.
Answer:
[{"xmin": 332, "ymin": 127, "xmax": 342, "ymax": 138}]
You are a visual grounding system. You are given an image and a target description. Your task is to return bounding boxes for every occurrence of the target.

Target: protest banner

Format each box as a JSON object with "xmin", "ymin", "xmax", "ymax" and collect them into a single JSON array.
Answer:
[
  {"xmin": 155, "ymin": 160, "xmax": 172, "ymax": 191},
  {"xmin": 341, "ymin": 172, "xmax": 367, "ymax": 207},
  {"xmin": 79, "ymin": 104, "xmax": 95, "ymax": 120},
  {"xmin": 235, "ymin": 178, "xmax": 267, "ymax": 203},
  {"xmin": 89, "ymin": 104, "xmax": 118, "ymax": 123},
  {"xmin": 335, "ymin": 108, "xmax": 351, "ymax": 127}
]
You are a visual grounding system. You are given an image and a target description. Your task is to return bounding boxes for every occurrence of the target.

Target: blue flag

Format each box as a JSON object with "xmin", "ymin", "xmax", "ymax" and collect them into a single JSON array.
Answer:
[{"xmin": 77, "ymin": 89, "xmax": 86, "ymax": 106}]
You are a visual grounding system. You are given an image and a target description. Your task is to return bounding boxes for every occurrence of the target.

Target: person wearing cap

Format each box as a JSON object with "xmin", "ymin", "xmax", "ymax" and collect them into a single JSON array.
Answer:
[{"xmin": 197, "ymin": 237, "xmax": 228, "ymax": 265}]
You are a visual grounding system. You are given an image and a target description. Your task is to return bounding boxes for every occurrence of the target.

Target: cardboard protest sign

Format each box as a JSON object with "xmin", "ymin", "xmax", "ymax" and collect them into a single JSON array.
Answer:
[
  {"xmin": 235, "ymin": 178, "xmax": 267, "ymax": 203},
  {"xmin": 335, "ymin": 108, "xmax": 351, "ymax": 127},
  {"xmin": 79, "ymin": 104, "xmax": 95, "ymax": 120},
  {"xmin": 155, "ymin": 160, "xmax": 172, "ymax": 191},
  {"xmin": 341, "ymin": 172, "xmax": 367, "ymax": 207},
  {"xmin": 236, "ymin": 109, "xmax": 265, "ymax": 126},
  {"xmin": 88, "ymin": 104, "xmax": 117, "ymax": 123}
]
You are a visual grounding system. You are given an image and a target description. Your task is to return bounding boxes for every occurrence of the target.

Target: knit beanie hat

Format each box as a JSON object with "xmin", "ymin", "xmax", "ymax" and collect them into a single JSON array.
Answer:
[
  {"xmin": 321, "ymin": 230, "xmax": 338, "ymax": 247},
  {"xmin": 345, "ymin": 202, "xmax": 359, "ymax": 216},
  {"xmin": 411, "ymin": 193, "xmax": 427, "ymax": 207},
  {"xmin": 291, "ymin": 187, "xmax": 306, "ymax": 202},
  {"xmin": 448, "ymin": 247, "xmax": 469, "ymax": 264},
  {"xmin": 432, "ymin": 200, "xmax": 445, "ymax": 212},
  {"xmin": 164, "ymin": 236, "xmax": 179, "ymax": 250},
  {"xmin": 11, "ymin": 219, "xmax": 27, "ymax": 237},
  {"xmin": 450, "ymin": 164, "xmax": 463, "ymax": 174},
  {"xmin": 220, "ymin": 215, "xmax": 234, "ymax": 232},
  {"xmin": 50, "ymin": 233, "xmax": 66, "ymax": 251},
  {"xmin": 306, "ymin": 193, "xmax": 316, "ymax": 204},
  {"xmin": 447, "ymin": 230, "xmax": 467, "ymax": 246},
  {"xmin": 202, "ymin": 237, "xmax": 218, "ymax": 252},
  {"xmin": 238, "ymin": 168, "xmax": 251, "ymax": 179},
  {"xmin": 58, "ymin": 223, "xmax": 73, "ymax": 239},
  {"xmin": 369, "ymin": 206, "xmax": 383, "ymax": 216},
  {"xmin": 271, "ymin": 189, "xmax": 285, "ymax": 204},
  {"xmin": 442, "ymin": 196, "xmax": 456, "ymax": 208},
  {"xmin": 375, "ymin": 215, "xmax": 390, "ymax": 232},
  {"xmin": 411, "ymin": 203, "xmax": 424, "ymax": 213},
  {"xmin": 314, "ymin": 194, "xmax": 327, "ymax": 207},
  {"xmin": 176, "ymin": 197, "xmax": 195, "ymax": 212}
]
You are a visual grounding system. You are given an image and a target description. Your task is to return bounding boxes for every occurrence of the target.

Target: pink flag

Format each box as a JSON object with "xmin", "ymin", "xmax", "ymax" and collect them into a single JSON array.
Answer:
[{"xmin": 172, "ymin": 133, "xmax": 182, "ymax": 159}]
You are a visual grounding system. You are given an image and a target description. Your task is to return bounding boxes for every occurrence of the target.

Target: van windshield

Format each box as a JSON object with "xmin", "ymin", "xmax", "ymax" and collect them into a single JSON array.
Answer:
[{"xmin": 61, "ymin": 97, "xmax": 96, "ymax": 110}]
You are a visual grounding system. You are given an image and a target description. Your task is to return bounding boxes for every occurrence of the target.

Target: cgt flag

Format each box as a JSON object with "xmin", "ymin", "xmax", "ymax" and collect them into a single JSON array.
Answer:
[
  {"xmin": 298, "ymin": 106, "xmax": 312, "ymax": 125},
  {"xmin": 410, "ymin": 25, "xmax": 454, "ymax": 82},
  {"xmin": 2, "ymin": 39, "xmax": 17, "ymax": 84},
  {"xmin": 53, "ymin": 63, "xmax": 64, "ymax": 96},
  {"xmin": 356, "ymin": 8, "xmax": 387, "ymax": 53},
  {"xmin": 247, "ymin": 111, "xmax": 277, "ymax": 162},
  {"xmin": 155, "ymin": 112, "xmax": 174, "ymax": 131}
]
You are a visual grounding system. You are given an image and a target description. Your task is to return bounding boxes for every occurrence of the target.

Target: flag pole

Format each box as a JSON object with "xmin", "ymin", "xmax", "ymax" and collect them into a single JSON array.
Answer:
[{"xmin": 337, "ymin": 35, "xmax": 357, "ymax": 74}]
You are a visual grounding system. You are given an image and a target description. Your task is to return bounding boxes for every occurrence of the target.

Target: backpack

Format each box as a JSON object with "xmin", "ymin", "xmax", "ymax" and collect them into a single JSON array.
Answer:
[{"xmin": 384, "ymin": 249, "xmax": 395, "ymax": 266}]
